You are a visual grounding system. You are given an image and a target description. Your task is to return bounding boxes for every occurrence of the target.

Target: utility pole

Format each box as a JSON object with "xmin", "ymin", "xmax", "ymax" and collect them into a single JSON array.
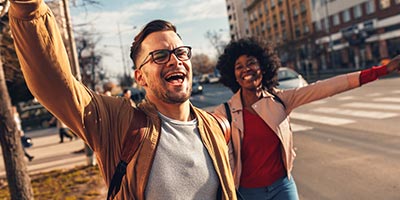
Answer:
[
  {"xmin": 324, "ymin": 0, "xmax": 335, "ymax": 71},
  {"xmin": 62, "ymin": 0, "xmax": 81, "ymax": 81},
  {"xmin": 61, "ymin": 0, "xmax": 95, "ymax": 166},
  {"xmin": 118, "ymin": 23, "xmax": 128, "ymax": 76}
]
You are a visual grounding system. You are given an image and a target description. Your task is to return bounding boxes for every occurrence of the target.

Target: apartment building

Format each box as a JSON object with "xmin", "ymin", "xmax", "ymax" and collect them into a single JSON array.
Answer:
[
  {"xmin": 245, "ymin": 0, "xmax": 314, "ymax": 71},
  {"xmin": 312, "ymin": 0, "xmax": 400, "ymax": 71},
  {"xmin": 226, "ymin": 0, "xmax": 251, "ymax": 40}
]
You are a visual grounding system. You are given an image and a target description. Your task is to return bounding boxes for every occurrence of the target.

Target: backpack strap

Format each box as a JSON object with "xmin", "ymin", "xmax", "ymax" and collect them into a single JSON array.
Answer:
[
  {"xmin": 223, "ymin": 102, "xmax": 232, "ymax": 123},
  {"xmin": 270, "ymin": 92, "xmax": 286, "ymax": 109},
  {"xmin": 221, "ymin": 102, "xmax": 236, "ymax": 154},
  {"xmin": 107, "ymin": 109, "xmax": 147, "ymax": 200}
]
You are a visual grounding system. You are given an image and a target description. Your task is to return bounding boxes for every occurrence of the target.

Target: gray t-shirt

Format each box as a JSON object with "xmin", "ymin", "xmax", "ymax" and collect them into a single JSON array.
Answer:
[{"xmin": 145, "ymin": 112, "xmax": 219, "ymax": 200}]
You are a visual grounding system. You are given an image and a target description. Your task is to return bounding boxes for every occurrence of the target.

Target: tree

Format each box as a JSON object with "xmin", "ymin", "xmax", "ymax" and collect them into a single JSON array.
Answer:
[
  {"xmin": 118, "ymin": 73, "xmax": 134, "ymax": 88},
  {"xmin": 191, "ymin": 53, "xmax": 215, "ymax": 75},
  {"xmin": 0, "ymin": 4, "xmax": 34, "ymax": 199},
  {"xmin": 204, "ymin": 30, "xmax": 227, "ymax": 57},
  {"xmin": 75, "ymin": 30, "xmax": 106, "ymax": 90}
]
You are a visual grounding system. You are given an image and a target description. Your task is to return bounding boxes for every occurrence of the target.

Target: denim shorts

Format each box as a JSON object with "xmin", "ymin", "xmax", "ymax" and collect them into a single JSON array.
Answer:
[{"xmin": 238, "ymin": 176, "xmax": 299, "ymax": 200}]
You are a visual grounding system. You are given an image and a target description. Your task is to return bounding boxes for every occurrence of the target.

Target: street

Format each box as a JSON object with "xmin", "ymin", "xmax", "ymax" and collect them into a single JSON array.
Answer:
[
  {"xmin": 193, "ymin": 77, "xmax": 400, "ymax": 199},
  {"xmin": 290, "ymin": 76, "xmax": 400, "ymax": 200},
  {"xmin": 1, "ymin": 76, "xmax": 399, "ymax": 199}
]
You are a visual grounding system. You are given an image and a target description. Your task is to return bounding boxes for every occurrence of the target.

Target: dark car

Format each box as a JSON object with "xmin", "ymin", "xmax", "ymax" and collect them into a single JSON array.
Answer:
[
  {"xmin": 192, "ymin": 81, "xmax": 203, "ymax": 95},
  {"xmin": 20, "ymin": 105, "xmax": 55, "ymax": 131},
  {"xmin": 128, "ymin": 87, "xmax": 146, "ymax": 104}
]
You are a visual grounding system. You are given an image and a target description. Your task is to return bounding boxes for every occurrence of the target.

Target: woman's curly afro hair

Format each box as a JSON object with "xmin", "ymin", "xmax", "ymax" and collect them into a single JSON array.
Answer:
[{"xmin": 216, "ymin": 37, "xmax": 281, "ymax": 93}]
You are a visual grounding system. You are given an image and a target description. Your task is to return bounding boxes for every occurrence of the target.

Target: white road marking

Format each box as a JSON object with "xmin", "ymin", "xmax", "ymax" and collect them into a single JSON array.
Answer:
[
  {"xmin": 366, "ymin": 93, "xmax": 382, "ymax": 97},
  {"xmin": 308, "ymin": 100, "xmax": 328, "ymax": 105},
  {"xmin": 337, "ymin": 96, "xmax": 355, "ymax": 101},
  {"xmin": 291, "ymin": 123, "xmax": 313, "ymax": 132},
  {"xmin": 290, "ymin": 112, "xmax": 355, "ymax": 126},
  {"xmin": 312, "ymin": 107, "xmax": 398, "ymax": 119},
  {"xmin": 343, "ymin": 102, "xmax": 400, "ymax": 111},
  {"xmin": 392, "ymin": 90, "xmax": 400, "ymax": 94},
  {"xmin": 373, "ymin": 97, "xmax": 400, "ymax": 103}
]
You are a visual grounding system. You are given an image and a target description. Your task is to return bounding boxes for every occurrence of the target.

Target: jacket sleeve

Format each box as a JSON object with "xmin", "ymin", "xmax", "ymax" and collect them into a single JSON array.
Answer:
[
  {"xmin": 9, "ymin": 0, "xmax": 92, "ymax": 138},
  {"xmin": 277, "ymin": 72, "xmax": 361, "ymax": 113},
  {"xmin": 8, "ymin": 0, "xmax": 137, "ymax": 153}
]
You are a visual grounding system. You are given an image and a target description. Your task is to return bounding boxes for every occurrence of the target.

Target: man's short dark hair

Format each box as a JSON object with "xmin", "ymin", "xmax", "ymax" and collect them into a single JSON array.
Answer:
[{"xmin": 130, "ymin": 20, "xmax": 179, "ymax": 69}]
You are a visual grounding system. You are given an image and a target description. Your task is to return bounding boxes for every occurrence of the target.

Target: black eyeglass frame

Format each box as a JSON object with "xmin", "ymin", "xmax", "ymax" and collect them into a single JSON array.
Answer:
[{"xmin": 138, "ymin": 46, "xmax": 192, "ymax": 69}]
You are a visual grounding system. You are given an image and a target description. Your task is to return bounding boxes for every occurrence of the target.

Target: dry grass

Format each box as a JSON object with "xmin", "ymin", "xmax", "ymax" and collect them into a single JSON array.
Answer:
[{"xmin": 0, "ymin": 165, "xmax": 106, "ymax": 200}]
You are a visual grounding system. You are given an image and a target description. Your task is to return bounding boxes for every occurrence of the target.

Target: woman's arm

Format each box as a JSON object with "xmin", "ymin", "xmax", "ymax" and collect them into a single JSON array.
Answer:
[{"xmin": 279, "ymin": 55, "xmax": 400, "ymax": 112}]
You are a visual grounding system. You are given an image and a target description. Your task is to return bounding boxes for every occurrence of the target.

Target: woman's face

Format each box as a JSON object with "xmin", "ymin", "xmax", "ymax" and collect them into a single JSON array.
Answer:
[{"xmin": 234, "ymin": 55, "xmax": 263, "ymax": 91}]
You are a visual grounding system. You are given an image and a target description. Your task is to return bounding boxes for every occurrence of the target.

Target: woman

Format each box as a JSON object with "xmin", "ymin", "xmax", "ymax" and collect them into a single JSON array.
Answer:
[
  {"xmin": 12, "ymin": 106, "xmax": 34, "ymax": 162},
  {"xmin": 214, "ymin": 38, "xmax": 400, "ymax": 200}
]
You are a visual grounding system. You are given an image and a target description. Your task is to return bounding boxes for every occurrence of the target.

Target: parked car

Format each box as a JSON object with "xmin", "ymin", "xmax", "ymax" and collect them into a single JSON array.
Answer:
[
  {"xmin": 208, "ymin": 74, "xmax": 220, "ymax": 83},
  {"xmin": 192, "ymin": 81, "xmax": 203, "ymax": 95},
  {"xmin": 20, "ymin": 104, "xmax": 55, "ymax": 131},
  {"xmin": 277, "ymin": 67, "xmax": 308, "ymax": 89},
  {"xmin": 199, "ymin": 74, "xmax": 210, "ymax": 83}
]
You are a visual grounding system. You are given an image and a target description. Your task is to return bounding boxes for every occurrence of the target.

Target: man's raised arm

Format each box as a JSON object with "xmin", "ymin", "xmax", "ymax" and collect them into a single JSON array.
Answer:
[{"xmin": 9, "ymin": 0, "xmax": 91, "ymax": 135}]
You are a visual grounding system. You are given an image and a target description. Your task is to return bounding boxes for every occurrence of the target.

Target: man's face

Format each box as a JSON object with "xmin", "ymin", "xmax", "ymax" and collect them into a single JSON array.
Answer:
[{"xmin": 134, "ymin": 31, "xmax": 192, "ymax": 104}]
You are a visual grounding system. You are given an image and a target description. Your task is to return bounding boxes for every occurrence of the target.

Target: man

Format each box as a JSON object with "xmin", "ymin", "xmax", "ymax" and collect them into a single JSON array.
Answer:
[
  {"xmin": 9, "ymin": 0, "xmax": 236, "ymax": 199},
  {"xmin": 122, "ymin": 88, "xmax": 135, "ymax": 106},
  {"xmin": 122, "ymin": 89, "xmax": 131, "ymax": 100}
]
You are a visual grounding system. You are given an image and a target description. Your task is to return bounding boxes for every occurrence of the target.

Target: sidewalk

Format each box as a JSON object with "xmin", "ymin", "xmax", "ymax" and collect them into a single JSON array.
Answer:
[
  {"xmin": 0, "ymin": 105, "xmax": 218, "ymax": 178},
  {"xmin": 0, "ymin": 128, "xmax": 88, "ymax": 178}
]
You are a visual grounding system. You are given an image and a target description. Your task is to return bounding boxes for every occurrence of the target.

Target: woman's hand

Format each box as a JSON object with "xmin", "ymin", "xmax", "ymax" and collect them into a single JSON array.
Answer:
[{"xmin": 386, "ymin": 55, "xmax": 400, "ymax": 73}]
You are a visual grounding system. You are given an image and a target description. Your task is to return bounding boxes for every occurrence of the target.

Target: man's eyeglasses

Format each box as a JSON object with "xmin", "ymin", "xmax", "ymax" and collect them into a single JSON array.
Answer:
[{"xmin": 138, "ymin": 46, "xmax": 192, "ymax": 69}]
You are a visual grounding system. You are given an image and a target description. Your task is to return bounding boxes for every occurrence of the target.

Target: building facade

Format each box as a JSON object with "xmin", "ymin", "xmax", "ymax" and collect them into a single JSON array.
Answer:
[
  {"xmin": 312, "ymin": 0, "xmax": 400, "ymax": 71},
  {"xmin": 226, "ymin": 0, "xmax": 251, "ymax": 40},
  {"xmin": 245, "ymin": 0, "xmax": 314, "ymax": 72},
  {"xmin": 225, "ymin": 0, "xmax": 400, "ymax": 75}
]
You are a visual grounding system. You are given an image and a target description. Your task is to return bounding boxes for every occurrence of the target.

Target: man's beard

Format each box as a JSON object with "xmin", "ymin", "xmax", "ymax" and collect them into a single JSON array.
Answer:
[{"xmin": 153, "ymin": 84, "xmax": 192, "ymax": 104}]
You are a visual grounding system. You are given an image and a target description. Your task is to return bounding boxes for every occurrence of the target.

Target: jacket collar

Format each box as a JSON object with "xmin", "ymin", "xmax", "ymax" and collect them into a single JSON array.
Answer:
[{"xmin": 229, "ymin": 88, "xmax": 276, "ymax": 112}]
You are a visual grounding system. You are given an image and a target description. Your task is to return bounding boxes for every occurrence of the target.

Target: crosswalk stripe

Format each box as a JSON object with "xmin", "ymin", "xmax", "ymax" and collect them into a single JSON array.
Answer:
[
  {"xmin": 392, "ymin": 90, "xmax": 400, "ymax": 94},
  {"xmin": 290, "ymin": 123, "xmax": 313, "ymax": 132},
  {"xmin": 290, "ymin": 112, "xmax": 355, "ymax": 125},
  {"xmin": 373, "ymin": 97, "xmax": 400, "ymax": 103},
  {"xmin": 337, "ymin": 96, "xmax": 355, "ymax": 101},
  {"xmin": 312, "ymin": 107, "xmax": 398, "ymax": 119},
  {"xmin": 343, "ymin": 102, "xmax": 400, "ymax": 111},
  {"xmin": 308, "ymin": 100, "xmax": 327, "ymax": 105},
  {"xmin": 366, "ymin": 93, "xmax": 382, "ymax": 97}
]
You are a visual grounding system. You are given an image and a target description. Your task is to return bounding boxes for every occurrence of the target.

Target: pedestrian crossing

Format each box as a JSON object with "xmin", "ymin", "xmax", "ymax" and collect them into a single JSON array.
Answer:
[
  {"xmin": 373, "ymin": 97, "xmax": 400, "ymax": 103},
  {"xmin": 289, "ymin": 96, "xmax": 400, "ymax": 133}
]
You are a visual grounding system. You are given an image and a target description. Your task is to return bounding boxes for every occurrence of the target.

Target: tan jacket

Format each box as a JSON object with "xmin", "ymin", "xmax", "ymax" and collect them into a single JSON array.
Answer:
[
  {"xmin": 9, "ymin": 0, "xmax": 236, "ymax": 199},
  {"xmin": 215, "ymin": 72, "xmax": 361, "ymax": 188}
]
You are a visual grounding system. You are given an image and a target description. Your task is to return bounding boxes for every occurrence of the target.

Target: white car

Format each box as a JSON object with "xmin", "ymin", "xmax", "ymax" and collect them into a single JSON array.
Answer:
[{"xmin": 277, "ymin": 67, "xmax": 308, "ymax": 89}]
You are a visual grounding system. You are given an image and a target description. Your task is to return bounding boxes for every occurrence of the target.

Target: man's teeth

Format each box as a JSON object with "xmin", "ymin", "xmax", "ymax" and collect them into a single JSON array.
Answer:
[{"xmin": 166, "ymin": 73, "xmax": 184, "ymax": 79}]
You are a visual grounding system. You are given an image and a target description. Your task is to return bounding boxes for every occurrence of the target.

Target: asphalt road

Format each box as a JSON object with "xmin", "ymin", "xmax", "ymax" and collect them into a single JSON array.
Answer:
[{"xmin": 194, "ymin": 77, "xmax": 400, "ymax": 199}]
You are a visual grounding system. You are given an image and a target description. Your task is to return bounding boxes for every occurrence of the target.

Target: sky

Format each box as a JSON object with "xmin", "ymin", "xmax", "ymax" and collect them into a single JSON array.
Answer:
[{"xmin": 69, "ymin": 0, "xmax": 230, "ymax": 76}]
